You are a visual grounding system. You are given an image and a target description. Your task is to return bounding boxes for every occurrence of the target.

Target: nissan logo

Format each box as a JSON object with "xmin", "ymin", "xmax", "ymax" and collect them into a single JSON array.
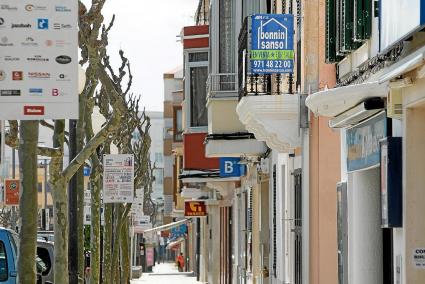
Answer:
[{"xmin": 56, "ymin": 55, "xmax": 72, "ymax": 64}]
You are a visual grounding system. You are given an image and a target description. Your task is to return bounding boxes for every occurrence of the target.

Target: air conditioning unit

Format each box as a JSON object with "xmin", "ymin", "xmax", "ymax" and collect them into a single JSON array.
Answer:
[{"xmin": 329, "ymin": 97, "xmax": 385, "ymax": 128}]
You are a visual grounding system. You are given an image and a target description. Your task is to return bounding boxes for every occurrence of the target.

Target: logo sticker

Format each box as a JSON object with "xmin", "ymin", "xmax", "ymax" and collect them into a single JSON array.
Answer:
[
  {"xmin": 56, "ymin": 55, "xmax": 72, "ymax": 64},
  {"xmin": 1, "ymin": 90, "xmax": 21, "ymax": 96},
  {"xmin": 24, "ymin": 106, "xmax": 44, "ymax": 115},
  {"xmin": 37, "ymin": 19, "xmax": 48, "ymax": 30},
  {"xmin": 12, "ymin": 71, "xmax": 23, "ymax": 81}
]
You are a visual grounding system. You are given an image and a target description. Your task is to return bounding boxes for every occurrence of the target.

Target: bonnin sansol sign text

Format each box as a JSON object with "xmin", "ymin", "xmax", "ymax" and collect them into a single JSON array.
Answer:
[
  {"xmin": 0, "ymin": 0, "xmax": 78, "ymax": 120},
  {"xmin": 185, "ymin": 201, "xmax": 207, "ymax": 217},
  {"xmin": 251, "ymin": 14, "xmax": 294, "ymax": 74}
]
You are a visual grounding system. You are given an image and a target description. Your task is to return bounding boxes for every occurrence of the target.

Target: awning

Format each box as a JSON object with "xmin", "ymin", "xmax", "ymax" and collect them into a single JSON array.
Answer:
[
  {"xmin": 142, "ymin": 219, "xmax": 190, "ymax": 234},
  {"xmin": 179, "ymin": 170, "xmax": 240, "ymax": 183},
  {"xmin": 166, "ymin": 237, "xmax": 185, "ymax": 249},
  {"xmin": 378, "ymin": 45, "xmax": 425, "ymax": 83},
  {"xmin": 305, "ymin": 81, "xmax": 388, "ymax": 117},
  {"xmin": 306, "ymin": 45, "xmax": 425, "ymax": 118}
]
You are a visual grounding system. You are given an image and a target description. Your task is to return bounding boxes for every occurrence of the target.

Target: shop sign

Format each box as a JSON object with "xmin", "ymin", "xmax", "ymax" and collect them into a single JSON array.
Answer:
[
  {"xmin": 346, "ymin": 112, "xmax": 386, "ymax": 172},
  {"xmin": 380, "ymin": 0, "xmax": 425, "ymax": 51},
  {"xmin": 220, "ymin": 157, "xmax": 245, "ymax": 177},
  {"xmin": 4, "ymin": 179, "xmax": 19, "ymax": 205},
  {"xmin": 184, "ymin": 201, "xmax": 207, "ymax": 217},
  {"xmin": 171, "ymin": 224, "xmax": 187, "ymax": 237},
  {"xmin": 413, "ymin": 248, "xmax": 425, "ymax": 269},
  {"xmin": 146, "ymin": 247, "xmax": 154, "ymax": 267},
  {"xmin": 251, "ymin": 14, "xmax": 294, "ymax": 74},
  {"xmin": 103, "ymin": 154, "xmax": 134, "ymax": 203},
  {"xmin": 83, "ymin": 167, "xmax": 91, "ymax": 176},
  {"xmin": 133, "ymin": 215, "xmax": 152, "ymax": 233},
  {"xmin": 0, "ymin": 0, "xmax": 78, "ymax": 120}
]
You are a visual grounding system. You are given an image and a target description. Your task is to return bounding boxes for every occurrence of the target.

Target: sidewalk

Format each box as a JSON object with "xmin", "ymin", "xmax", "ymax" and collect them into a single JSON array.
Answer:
[{"xmin": 131, "ymin": 262, "xmax": 202, "ymax": 284}]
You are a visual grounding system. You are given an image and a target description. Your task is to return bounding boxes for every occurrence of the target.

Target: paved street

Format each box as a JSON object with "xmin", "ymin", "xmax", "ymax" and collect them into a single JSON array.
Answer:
[{"xmin": 131, "ymin": 263, "xmax": 202, "ymax": 283}]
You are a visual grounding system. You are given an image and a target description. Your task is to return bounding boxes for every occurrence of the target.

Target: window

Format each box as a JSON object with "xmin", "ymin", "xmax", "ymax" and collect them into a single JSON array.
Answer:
[
  {"xmin": 154, "ymin": 153, "xmax": 163, "ymax": 164},
  {"xmin": 325, "ymin": 0, "xmax": 372, "ymax": 63},
  {"xmin": 272, "ymin": 165, "xmax": 277, "ymax": 277},
  {"xmin": 154, "ymin": 169, "xmax": 163, "ymax": 185},
  {"xmin": 189, "ymin": 52, "xmax": 208, "ymax": 62},
  {"xmin": 0, "ymin": 241, "xmax": 8, "ymax": 281},
  {"xmin": 190, "ymin": 66, "xmax": 208, "ymax": 127},
  {"xmin": 174, "ymin": 107, "xmax": 183, "ymax": 142},
  {"xmin": 38, "ymin": 182, "xmax": 43, "ymax": 193}
]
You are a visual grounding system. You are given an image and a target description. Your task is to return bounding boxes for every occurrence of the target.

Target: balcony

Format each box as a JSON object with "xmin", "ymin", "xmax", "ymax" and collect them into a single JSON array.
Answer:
[
  {"xmin": 207, "ymin": 73, "xmax": 238, "ymax": 99},
  {"xmin": 205, "ymin": 73, "xmax": 267, "ymax": 157},
  {"xmin": 236, "ymin": 94, "xmax": 301, "ymax": 153},
  {"xmin": 235, "ymin": 17, "xmax": 302, "ymax": 153}
]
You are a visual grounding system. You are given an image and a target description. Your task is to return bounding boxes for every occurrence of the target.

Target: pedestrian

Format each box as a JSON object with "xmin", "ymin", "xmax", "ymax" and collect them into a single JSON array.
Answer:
[{"xmin": 176, "ymin": 252, "xmax": 184, "ymax": 272}]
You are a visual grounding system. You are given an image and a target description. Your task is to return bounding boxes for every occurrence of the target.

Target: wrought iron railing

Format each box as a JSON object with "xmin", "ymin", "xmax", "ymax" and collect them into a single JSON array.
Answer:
[{"xmin": 206, "ymin": 73, "xmax": 238, "ymax": 98}]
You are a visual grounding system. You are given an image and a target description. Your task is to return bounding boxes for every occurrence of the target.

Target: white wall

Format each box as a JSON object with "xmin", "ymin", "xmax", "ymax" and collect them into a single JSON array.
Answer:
[
  {"xmin": 146, "ymin": 111, "xmax": 164, "ymax": 201},
  {"xmin": 348, "ymin": 168, "xmax": 383, "ymax": 284}
]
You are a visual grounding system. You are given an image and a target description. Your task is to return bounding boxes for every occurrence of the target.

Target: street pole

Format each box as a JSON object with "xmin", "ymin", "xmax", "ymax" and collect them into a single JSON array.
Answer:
[
  {"xmin": 11, "ymin": 147, "xmax": 16, "ymax": 231},
  {"xmin": 69, "ymin": 119, "xmax": 78, "ymax": 283},
  {"xmin": 1, "ymin": 120, "xmax": 5, "ymax": 178}
]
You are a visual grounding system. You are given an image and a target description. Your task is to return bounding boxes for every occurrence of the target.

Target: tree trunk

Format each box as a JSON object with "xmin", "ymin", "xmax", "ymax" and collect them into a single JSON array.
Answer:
[
  {"xmin": 111, "ymin": 204, "xmax": 122, "ymax": 283},
  {"xmin": 52, "ymin": 177, "xmax": 69, "ymax": 284},
  {"xmin": 77, "ymin": 92, "xmax": 86, "ymax": 284},
  {"xmin": 77, "ymin": 168, "xmax": 85, "ymax": 284},
  {"xmin": 90, "ymin": 168, "xmax": 101, "ymax": 284},
  {"xmin": 49, "ymin": 120, "xmax": 69, "ymax": 284},
  {"xmin": 120, "ymin": 217, "xmax": 130, "ymax": 283},
  {"xmin": 17, "ymin": 120, "xmax": 39, "ymax": 284},
  {"xmin": 102, "ymin": 204, "xmax": 113, "ymax": 284}
]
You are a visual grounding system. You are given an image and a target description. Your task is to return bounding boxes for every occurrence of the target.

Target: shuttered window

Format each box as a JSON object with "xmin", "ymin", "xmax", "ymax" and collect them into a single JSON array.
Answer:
[{"xmin": 325, "ymin": 0, "xmax": 372, "ymax": 63}]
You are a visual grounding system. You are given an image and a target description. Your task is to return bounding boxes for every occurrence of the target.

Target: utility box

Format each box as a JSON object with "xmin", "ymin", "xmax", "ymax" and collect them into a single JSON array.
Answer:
[{"xmin": 380, "ymin": 137, "xmax": 402, "ymax": 228}]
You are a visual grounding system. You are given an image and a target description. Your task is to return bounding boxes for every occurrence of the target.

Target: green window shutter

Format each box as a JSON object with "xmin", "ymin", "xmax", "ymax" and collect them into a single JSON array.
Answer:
[
  {"xmin": 355, "ymin": 0, "xmax": 364, "ymax": 41},
  {"xmin": 326, "ymin": 0, "xmax": 337, "ymax": 63},
  {"xmin": 342, "ymin": 0, "xmax": 355, "ymax": 51},
  {"xmin": 355, "ymin": 0, "xmax": 372, "ymax": 41},
  {"xmin": 363, "ymin": 0, "xmax": 372, "ymax": 39}
]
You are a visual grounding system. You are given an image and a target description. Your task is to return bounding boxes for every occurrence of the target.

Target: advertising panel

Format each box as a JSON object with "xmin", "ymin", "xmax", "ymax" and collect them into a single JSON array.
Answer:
[
  {"xmin": 103, "ymin": 154, "xmax": 134, "ymax": 203},
  {"xmin": 184, "ymin": 201, "xmax": 207, "ymax": 217},
  {"xmin": 4, "ymin": 179, "xmax": 19, "ymax": 205},
  {"xmin": 251, "ymin": 14, "xmax": 294, "ymax": 74},
  {"xmin": 346, "ymin": 112, "xmax": 386, "ymax": 172},
  {"xmin": 0, "ymin": 1, "xmax": 78, "ymax": 119}
]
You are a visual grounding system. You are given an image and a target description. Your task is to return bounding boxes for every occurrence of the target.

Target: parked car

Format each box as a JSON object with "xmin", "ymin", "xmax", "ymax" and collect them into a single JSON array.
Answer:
[
  {"xmin": 0, "ymin": 227, "xmax": 18, "ymax": 284},
  {"xmin": 37, "ymin": 231, "xmax": 54, "ymax": 243},
  {"xmin": 0, "ymin": 228, "xmax": 53, "ymax": 283},
  {"xmin": 36, "ymin": 240, "xmax": 54, "ymax": 284}
]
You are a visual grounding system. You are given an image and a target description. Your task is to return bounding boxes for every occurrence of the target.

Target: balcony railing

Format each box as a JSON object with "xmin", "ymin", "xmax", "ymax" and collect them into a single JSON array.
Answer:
[{"xmin": 207, "ymin": 73, "xmax": 238, "ymax": 98}]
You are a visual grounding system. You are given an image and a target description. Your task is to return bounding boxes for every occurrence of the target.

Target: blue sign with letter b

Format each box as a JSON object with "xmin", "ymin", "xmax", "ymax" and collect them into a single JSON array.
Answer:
[{"xmin": 220, "ymin": 158, "xmax": 245, "ymax": 178}]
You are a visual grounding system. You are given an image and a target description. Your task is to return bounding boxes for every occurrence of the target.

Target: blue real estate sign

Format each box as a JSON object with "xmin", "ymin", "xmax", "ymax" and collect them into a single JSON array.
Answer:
[{"xmin": 251, "ymin": 14, "xmax": 294, "ymax": 74}]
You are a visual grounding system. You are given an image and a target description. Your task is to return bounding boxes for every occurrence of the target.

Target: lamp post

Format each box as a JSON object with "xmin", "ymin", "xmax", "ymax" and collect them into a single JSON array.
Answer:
[{"xmin": 69, "ymin": 66, "xmax": 86, "ymax": 283}]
